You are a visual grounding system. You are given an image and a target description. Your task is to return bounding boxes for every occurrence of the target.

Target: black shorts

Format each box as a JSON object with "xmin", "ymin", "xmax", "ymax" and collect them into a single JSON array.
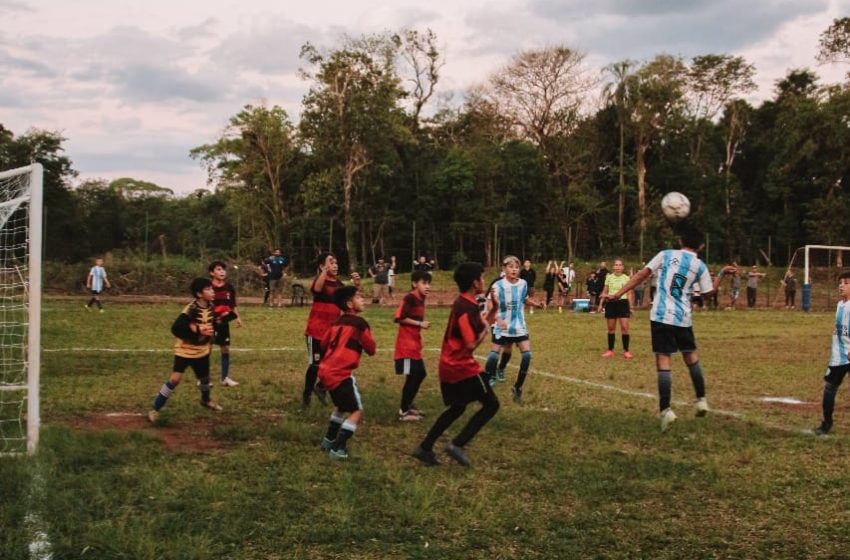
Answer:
[
  {"xmin": 214, "ymin": 321, "xmax": 231, "ymax": 346},
  {"xmin": 604, "ymin": 298, "xmax": 631, "ymax": 319},
  {"xmin": 306, "ymin": 336, "xmax": 325, "ymax": 365},
  {"xmin": 395, "ymin": 358, "xmax": 426, "ymax": 377},
  {"xmin": 824, "ymin": 364, "xmax": 850, "ymax": 386},
  {"xmin": 329, "ymin": 376, "xmax": 363, "ymax": 413},
  {"xmin": 440, "ymin": 373, "xmax": 495, "ymax": 407},
  {"xmin": 172, "ymin": 355, "xmax": 211, "ymax": 379},
  {"xmin": 650, "ymin": 321, "xmax": 696, "ymax": 355},
  {"xmin": 90, "ymin": 289, "xmax": 102, "ymax": 296},
  {"xmin": 491, "ymin": 333, "xmax": 530, "ymax": 345}
]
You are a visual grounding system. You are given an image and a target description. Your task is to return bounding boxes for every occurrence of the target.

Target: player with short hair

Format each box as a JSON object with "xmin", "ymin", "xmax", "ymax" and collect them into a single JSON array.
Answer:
[
  {"xmin": 301, "ymin": 252, "xmax": 361, "ymax": 408},
  {"xmin": 148, "ymin": 278, "xmax": 223, "ymax": 422},
  {"xmin": 599, "ymin": 258, "xmax": 633, "ymax": 359},
  {"xmin": 484, "ymin": 255, "xmax": 543, "ymax": 403},
  {"xmin": 814, "ymin": 271, "xmax": 850, "ymax": 435},
  {"xmin": 208, "ymin": 261, "xmax": 242, "ymax": 387},
  {"xmin": 85, "ymin": 257, "xmax": 111, "ymax": 312},
  {"xmin": 318, "ymin": 286, "xmax": 376, "ymax": 459},
  {"xmin": 394, "ymin": 270, "xmax": 432, "ymax": 421},
  {"xmin": 607, "ymin": 224, "xmax": 736, "ymax": 432},
  {"xmin": 412, "ymin": 262, "xmax": 499, "ymax": 467}
]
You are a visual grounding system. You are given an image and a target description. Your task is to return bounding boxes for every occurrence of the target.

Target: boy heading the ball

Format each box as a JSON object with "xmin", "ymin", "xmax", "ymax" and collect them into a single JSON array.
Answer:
[
  {"xmin": 607, "ymin": 223, "xmax": 736, "ymax": 432},
  {"xmin": 148, "ymin": 278, "xmax": 223, "ymax": 423}
]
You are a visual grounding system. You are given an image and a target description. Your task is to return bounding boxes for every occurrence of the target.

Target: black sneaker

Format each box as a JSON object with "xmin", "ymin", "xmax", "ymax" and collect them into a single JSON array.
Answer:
[
  {"xmin": 412, "ymin": 446, "xmax": 440, "ymax": 466},
  {"xmin": 444, "ymin": 442, "xmax": 471, "ymax": 467},
  {"xmin": 815, "ymin": 420, "xmax": 833, "ymax": 436},
  {"xmin": 512, "ymin": 386, "xmax": 523, "ymax": 404},
  {"xmin": 313, "ymin": 384, "xmax": 329, "ymax": 406}
]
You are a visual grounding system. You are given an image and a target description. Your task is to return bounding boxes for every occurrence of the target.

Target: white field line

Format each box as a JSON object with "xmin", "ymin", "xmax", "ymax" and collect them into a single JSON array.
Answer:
[
  {"xmin": 45, "ymin": 346, "xmax": 810, "ymax": 434},
  {"xmin": 26, "ymin": 469, "xmax": 53, "ymax": 560}
]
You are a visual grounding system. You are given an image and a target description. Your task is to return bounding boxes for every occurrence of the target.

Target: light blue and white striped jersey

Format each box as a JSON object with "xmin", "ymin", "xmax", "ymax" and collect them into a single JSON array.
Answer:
[
  {"xmin": 647, "ymin": 249, "xmax": 712, "ymax": 328},
  {"xmin": 829, "ymin": 300, "xmax": 850, "ymax": 366},
  {"xmin": 492, "ymin": 277, "xmax": 529, "ymax": 338},
  {"xmin": 89, "ymin": 266, "xmax": 107, "ymax": 292}
]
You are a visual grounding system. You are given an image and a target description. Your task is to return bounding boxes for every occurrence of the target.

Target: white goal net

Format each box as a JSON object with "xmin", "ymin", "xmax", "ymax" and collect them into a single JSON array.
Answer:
[{"xmin": 0, "ymin": 164, "xmax": 42, "ymax": 455}]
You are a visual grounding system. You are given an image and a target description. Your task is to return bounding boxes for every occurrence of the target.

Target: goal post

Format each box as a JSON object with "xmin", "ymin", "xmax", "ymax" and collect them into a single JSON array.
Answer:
[
  {"xmin": 0, "ymin": 163, "xmax": 42, "ymax": 455},
  {"xmin": 801, "ymin": 244, "xmax": 850, "ymax": 312}
]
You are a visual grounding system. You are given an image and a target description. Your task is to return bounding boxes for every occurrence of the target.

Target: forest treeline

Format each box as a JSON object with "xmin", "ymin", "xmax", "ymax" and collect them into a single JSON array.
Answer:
[{"xmin": 2, "ymin": 20, "xmax": 849, "ymax": 274}]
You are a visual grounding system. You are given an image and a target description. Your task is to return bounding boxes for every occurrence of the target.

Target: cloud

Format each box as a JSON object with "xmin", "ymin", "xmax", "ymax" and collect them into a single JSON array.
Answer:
[
  {"xmin": 105, "ymin": 63, "xmax": 226, "ymax": 103},
  {"xmin": 0, "ymin": 0, "xmax": 32, "ymax": 15},
  {"xmin": 0, "ymin": 48, "xmax": 55, "ymax": 77}
]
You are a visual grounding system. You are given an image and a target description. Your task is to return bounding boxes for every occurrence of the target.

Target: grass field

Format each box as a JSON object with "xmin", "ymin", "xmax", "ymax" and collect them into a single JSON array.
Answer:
[{"xmin": 3, "ymin": 300, "xmax": 850, "ymax": 559}]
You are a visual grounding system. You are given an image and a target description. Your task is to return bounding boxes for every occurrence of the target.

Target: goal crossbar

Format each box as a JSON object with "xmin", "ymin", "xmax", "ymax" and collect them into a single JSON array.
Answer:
[{"xmin": 803, "ymin": 245, "xmax": 850, "ymax": 284}]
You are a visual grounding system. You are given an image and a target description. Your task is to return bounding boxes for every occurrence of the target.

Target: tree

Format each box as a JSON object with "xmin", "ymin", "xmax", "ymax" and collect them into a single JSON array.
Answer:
[
  {"xmin": 603, "ymin": 60, "xmax": 636, "ymax": 245},
  {"xmin": 397, "ymin": 28, "xmax": 443, "ymax": 129},
  {"xmin": 299, "ymin": 34, "xmax": 408, "ymax": 270},
  {"xmin": 190, "ymin": 104, "xmax": 296, "ymax": 250},
  {"xmin": 817, "ymin": 17, "xmax": 850, "ymax": 65},
  {"xmin": 625, "ymin": 55, "xmax": 687, "ymax": 259}
]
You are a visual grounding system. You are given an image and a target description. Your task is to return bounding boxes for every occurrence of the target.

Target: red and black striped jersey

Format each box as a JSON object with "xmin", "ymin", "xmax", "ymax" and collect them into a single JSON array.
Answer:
[
  {"xmin": 305, "ymin": 276, "xmax": 342, "ymax": 338},
  {"xmin": 393, "ymin": 291, "xmax": 426, "ymax": 360},
  {"xmin": 438, "ymin": 293, "xmax": 486, "ymax": 383},
  {"xmin": 211, "ymin": 280, "xmax": 237, "ymax": 319},
  {"xmin": 317, "ymin": 314, "xmax": 376, "ymax": 390}
]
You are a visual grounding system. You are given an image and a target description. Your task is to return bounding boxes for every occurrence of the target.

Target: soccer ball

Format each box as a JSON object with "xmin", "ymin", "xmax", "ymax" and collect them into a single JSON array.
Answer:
[{"xmin": 660, "ymin": 192, "xmax": 690, "ymax": 222}]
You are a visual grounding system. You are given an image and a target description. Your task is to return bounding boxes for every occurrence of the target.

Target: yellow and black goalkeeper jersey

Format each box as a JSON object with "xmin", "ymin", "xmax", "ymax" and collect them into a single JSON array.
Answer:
[{"xmin": 171, "ymin": 300, "xmax": 214, "ymax": 359}]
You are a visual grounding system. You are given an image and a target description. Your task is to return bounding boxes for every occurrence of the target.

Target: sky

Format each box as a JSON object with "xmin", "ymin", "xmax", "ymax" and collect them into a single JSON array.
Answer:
[{"xmin": 1, "ymin": 0, "xmax": 848, "ymax": 194}]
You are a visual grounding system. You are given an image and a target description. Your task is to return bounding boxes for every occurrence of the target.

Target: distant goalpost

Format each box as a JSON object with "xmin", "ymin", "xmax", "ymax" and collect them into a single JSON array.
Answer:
[
  {"xmin": 800, "ymin": 244, "xmax": 850, "ymax": 312},
  {"xmin": 0, "ymin": 163, "xmax": 42, "ymax": 455}
]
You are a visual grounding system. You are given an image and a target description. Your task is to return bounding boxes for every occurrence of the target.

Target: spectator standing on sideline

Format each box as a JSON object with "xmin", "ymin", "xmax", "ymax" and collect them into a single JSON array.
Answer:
[
  {"xmin": 387, "ymin": 256, "xmax": 397, "ymax": 300},
  {"xmin": 727, "ymin": 263, "xmax": 741, "ymax": 309},
  {"xmin": 264, "ymin": 249, "xmax": 288, "ymax": 307},
  {"xmin": 784, "ymin": 269, "xmax": 797, "ymax": 309},
  {"xmin": 368, "ymin": 257, "xmax": 390, "ymax": 305},
  {"xmin": 255, "ymin": 257, "xmax": 271, "ymax": 306},
  {"xmin": 586, "ymin": 272, "xmax": 600, "ymax": 310},
  {"xmin": 747, "ymin": 265, "xmax": 766, "ymax": 308},
  {"xmin": 413, "ymin": 255, "xmax": 435, "ymax": 272},
  {"xmin": 543, "ymin": 261, "xmax": 559, "ymax": 308},
  {"xmin": 520, "ymin": 260, "xmax": 538, "ymax": 312}
]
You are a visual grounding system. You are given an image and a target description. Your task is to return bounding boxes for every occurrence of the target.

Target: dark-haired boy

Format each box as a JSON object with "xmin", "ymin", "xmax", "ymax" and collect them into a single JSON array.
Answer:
[
  {"xmin": 394, "ymin": 270, "xmax": 432, "ymax": 421},
  {"xmin": 148, "ymin": 278, "xmax": 223, "ymax": 422},
  {"xmin": 412, "ymin": 262, "xmax": 499, "ymax": 467},
  {"xmin": 318, "ymin": 286, "xmax": 376, "ymax": 459},
  {"xmin": 606, "ymin": 225, "xmax": 736, "ymax": 432},
  {"xmin": 814, "ymin": 271, "xmax": 850, "ymax": 435},
  {"xmin": 209, "ymin": 261, "xmax": 242, "ymax": 387},
  {"xmin": 301, "ymin": 252, "xmax": 361, "ymax": 408}
]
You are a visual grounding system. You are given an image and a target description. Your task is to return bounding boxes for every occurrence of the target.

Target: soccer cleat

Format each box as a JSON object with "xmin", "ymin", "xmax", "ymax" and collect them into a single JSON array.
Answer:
[
  {"xmin": 488, "ymin": 374, "xmax": 497, "ymax": 387},
  {"xmin": 328, "ymin": 448, "xmax": 349, "ymax": 460},
  {"xmin": 399, "ymin": 410, "xmax": 422, "ymax": 422},
  {"xmin": 412, "ymin": 446, "xmax": 440, "ymax": 466},
  {"xmin": 815, "ymin": 420, "xmax": 833, "ymax": 436},
  {"xmin": 201, "ymin": 400, "xmax": 223, "ymax": 411},
  {"xmin": 409, "ymin": 407, "xmax": 426, "ymax": 417},
  {"xmin": 320, "ymin": 437, "xmax": 334, "ymax": 451},
  {"xmin": 695, "ymin": 398, "xmax": 709, "ymax": 417},
  {"xmin": 444, "ymin": 442, "xmax": 471, "ymax": 467},
  {"xmin": 601, "ymin": 350, "xmax": 615, "ymax": 358},
  {"xmin": 147, "ymin": 410, "xmax": 159, "ymax": 423},
  {"xmin": 623, "ymin": 351, "xmax": 634, "ymax": 360},
  {"xmin": 496, "ymin": 369, "xmax": 506, "ymax": 383},
  {"xmin": 313, "ymin": 384, "xmax": 329, "ymax": 406},
  {"xmin": 512, "ymin": 386, "xmax": 523, "ymax": 404},
  {"xmin": 99, "ymin": 308, "xmax": 104, "ymax": 313},
  {"xmin": 660, "ymin": 408, "xmax": 677, "ymax": 432},
  {"xmin": 221, "ymin": 377, "xmax": 239, "ymax": 387}
]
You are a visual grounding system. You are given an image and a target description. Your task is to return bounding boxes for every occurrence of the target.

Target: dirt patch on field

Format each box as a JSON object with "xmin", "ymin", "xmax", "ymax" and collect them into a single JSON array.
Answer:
[{"xmin": 58, "ymin": 412, "xmax": 230, "ymax": 454}]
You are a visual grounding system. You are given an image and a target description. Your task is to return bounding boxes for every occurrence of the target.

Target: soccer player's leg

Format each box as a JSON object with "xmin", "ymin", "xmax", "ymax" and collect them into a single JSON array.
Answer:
[
  {"xmin": 513, "ymin": 339, "xmax": 531, "ymax": 403},
  {"xmin": 302, "ymin": 337, "xmax": 326, "ymax": 407},
  {"xmin": 485, "ymin": 339, "xmax": 501, "ymax": 384},
  {"xmin": 415, "ymin": 381, "xmax": 469, "ymax": 463},
  {"xmin": 216, "ymin": 323, "xmax": 238, "ymax": 386},
  {"xmin": 818, "ymin": 365, "xmax": 849, "ymax": 435},
  {"xmin": 497, "ymin": 343, "xmax": 512, "ymax": 383},
  {"xmin": 328, "ymin": 377, "xmax": 363, "ymax": 458},
  {"xmin": 603, "ymin": 316, "xmax": 617, "ymax": 357},
  {"xmin": 150, "ymin": 358, "xmax": 188, "ymax": 421},
  {"xmin": 651, "ymin": 321, "xmax": 677, "ymax": 431},
  {"xmin": 398, "ymin": 359, "xmax": 426, "ymax": 420},
  {"xmin": 194, "ymin": 356, "xmax": 222, "ymax": 411},
  {"xmin": 449, "ymin": 374, "xmax": 500, "ymax": 465},
  {"xmin": 679, "ymin": 328, "xmax": 707, "ymax": 416}
]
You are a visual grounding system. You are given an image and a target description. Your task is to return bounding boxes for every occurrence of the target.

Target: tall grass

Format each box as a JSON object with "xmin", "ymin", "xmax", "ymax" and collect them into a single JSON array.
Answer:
[{"xmin": 3, "ymin": 301, "xmax": 850, "ymax": 558}]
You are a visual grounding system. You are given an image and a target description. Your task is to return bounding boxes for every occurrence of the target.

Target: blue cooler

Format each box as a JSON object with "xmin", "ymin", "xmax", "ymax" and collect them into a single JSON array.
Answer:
[{"xmin": 572, "ymin": 298, "xmax": 590, "ymax": 312}]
